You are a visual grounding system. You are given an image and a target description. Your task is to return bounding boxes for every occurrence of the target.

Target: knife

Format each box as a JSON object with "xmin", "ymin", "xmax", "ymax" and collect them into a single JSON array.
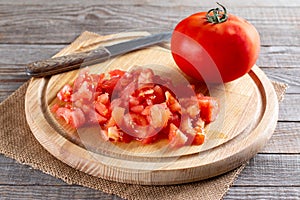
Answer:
[{"xmin": 26, "ymin": 32, "xmax": 172, "ymax": 77}]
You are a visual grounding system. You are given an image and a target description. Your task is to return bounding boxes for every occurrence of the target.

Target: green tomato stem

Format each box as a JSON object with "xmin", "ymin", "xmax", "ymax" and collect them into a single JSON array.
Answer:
[{"xmin": 206, "ymin": 2, "xmax": 228, "ymax": 24}]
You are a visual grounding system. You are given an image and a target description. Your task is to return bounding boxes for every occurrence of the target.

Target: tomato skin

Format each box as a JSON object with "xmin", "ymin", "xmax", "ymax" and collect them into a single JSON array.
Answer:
[{"xmin": 171, "ymin": 11, "xmax": 260, "ymax": 83}]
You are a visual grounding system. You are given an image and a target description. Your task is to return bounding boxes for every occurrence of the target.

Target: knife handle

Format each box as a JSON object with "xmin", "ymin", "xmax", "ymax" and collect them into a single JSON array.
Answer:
[{"xmin": 26, "ymin": 48, "xmax": 111, "ymax": 77}]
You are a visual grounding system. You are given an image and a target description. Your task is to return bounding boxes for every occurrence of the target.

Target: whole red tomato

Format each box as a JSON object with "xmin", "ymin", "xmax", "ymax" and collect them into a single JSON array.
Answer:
[{"xmin": 171, "ymin": 3, "xmax": 260, "ymax": 83}]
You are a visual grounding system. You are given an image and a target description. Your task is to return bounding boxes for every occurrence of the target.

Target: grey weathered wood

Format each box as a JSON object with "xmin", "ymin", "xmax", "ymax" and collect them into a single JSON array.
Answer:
[
  {"xmin": 258, "ymin": 46, "xmax": 300, "ymax": 68},
  {"xmin": 1, "ymin": 45, "xmax": 299, "ymax": 68},
  {"xmin": 234, "ymin": 154, "xmax": 300, "ymax": 186},
  {"xmin": 278, "ymin": 94, "xmax": 300, "ymax": 121},
  {"xmin": 262, "ymin": 68, "xmax": 300, "ymax": 94},
  {"xmin": 0, "ymin": 0, "xmax": 299, "ymax": 199},
  {"xmin": 0, "ymin": 45, "xmax": 63, "ymax": 64},
  {"xmin": 1, "ymin": 154, "xmax": 300, "ymax": 186},
  {"xmin": 0, "ymin": 5, "xmax": 299, "ymax": 45},
  {"xmin": 1, "ymin": 154, "xmax": 300, "ymax": 188},
  {"xmin": 262, "ymin": 122, "xmax": 300, "ymax": 153},
  {"xmin": 224, "ymin": 187, "xmax": 300, "ymax": 200},
  {"xmin": 0, "ymin": 185, "xmax": 122, "ymax": 200},
  {"xmin": 2, "ymin": 0, "xmax": 300, "ymax": 7}
]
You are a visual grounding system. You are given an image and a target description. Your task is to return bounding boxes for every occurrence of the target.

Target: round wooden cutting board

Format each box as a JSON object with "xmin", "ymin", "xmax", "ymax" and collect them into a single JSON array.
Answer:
[{"xmin": 25, "ymin": 32, "xmax": 278, "ymax": 185}]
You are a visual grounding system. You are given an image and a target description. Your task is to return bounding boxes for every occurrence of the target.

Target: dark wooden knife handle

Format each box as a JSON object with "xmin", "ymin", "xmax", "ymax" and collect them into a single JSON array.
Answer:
[{"xmin": 26, "ymin": 48, "xmax": 111, "ymax": 77}]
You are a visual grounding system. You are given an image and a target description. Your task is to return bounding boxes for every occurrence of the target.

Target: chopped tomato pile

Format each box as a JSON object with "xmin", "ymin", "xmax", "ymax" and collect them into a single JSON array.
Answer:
[{"xmin": 52, "ymin": 67, "xmax": 219, "ymax": 147}]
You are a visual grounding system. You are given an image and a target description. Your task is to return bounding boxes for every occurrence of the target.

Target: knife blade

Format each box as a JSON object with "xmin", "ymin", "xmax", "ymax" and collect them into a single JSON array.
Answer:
[{"xmin": 26, "ymin": 32, "xmax": 172, "ymax": 77}]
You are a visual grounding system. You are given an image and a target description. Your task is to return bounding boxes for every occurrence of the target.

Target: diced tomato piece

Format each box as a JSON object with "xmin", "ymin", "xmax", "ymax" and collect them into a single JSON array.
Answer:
[
  {"xmin": 74, "ymin": 100, "xmax": 91, "ymax": 114},
  {"xmin": 152, "ymin": 85, "xmax": 165, "ymax": 104},
  {"xmin": 192, "ymin": 133, "xmax": 205, "ymax": 145},
  {"xmin": 56, "ymin": 107, "xmax": 85, "ymax": 128},
  {"xmin": 92, "ymin": 91, "xmax": 102, "ymax": 101},
  {"xmin": 111, "ymin": 106, "xmax": 125, "ymax": 126},
  {"xmin": 129, "ymin": 113, "xmax": 148, "ymax": 126},
  {"xmin": 88, "ymin": 111, "xmax": 107, "ymax": 125},
  {"xmin": 169, "ymin": 113, "xmax": 181, "ymax": 128},
  {"xmin": 56, "ymin": 107, "xmax": 72, "ymax": 124},
  {"xmin": 129, "ymin": 96, "xmax": 140, "ymax": 107},
  {"xmin": 122, "ymin": 113, "xmax": 150, "ymax": 139},
  {"xmin": 137, "ymin": 68, "xmax": 154, "ymax": 88},
  {"xmin": 51, "ymin": 104, "xmax": 60, "ymax": 113},
  {"xmin": 180, "ymin": 97, "xmax": 200, "ymax": 118},
  {"xmin": 168, "ymin": 123, "xmax": 188, "ymax": 148},
  {"xmin": 73, "ymin": 68, "xmax": 91, "ymax": 91},
  {"xmin": 141, "ymin": 105, "xmax": 151, "ymax": 115},
  {"xmin": 186, "ymin": 103, "xmax": 200, "ymax": 118},
  {"xmin": 102, "ymin": 77, "xmax": 121, "ymax": 95},
  {"xmin": 96, "ymin": 93, "xmax": 109, "ymax": 105},
  {"xmin": 197, "ymin": 96, "xmax": 219, "ymax": 123},
  {"xmin": 138, "ymin": 88, "xmax": 154, "ymax": 97},
  {"xmin": 105, "ymin": 116, "xmax": 116, "ymax": 128},
  {"xmin": 57, "ymin": 84, "xmax": 73, "ymax": 102},
  {"xmin": 180, "ymin": 116, "xmax": 195, "ymax": 135},
  {"xmin": 107, "ymin": 126, "xmax": 120, "ymax": 141},
  {"xmin": 194, "ymin": 118, "xmax": 205, "ymax": 131},
  {"xmin": 145, "ymin": 98, "xmax": 153, "ymax": 106},
  {"xmin": 165, "ymin": 91, "xmax": 181, "ymax": 113},
  {"xmin": 94, "ymin": 112, "xmax": 108, "ymax": 124},
  {"xmin": 70, "ymin": 108, "xmax": 86, "ymax": 128},
  {"xmin": 64, "ymin": 104, "xmax": 72, "ymax": 109},
  {"xmin": 71, "ymin": 81, "xmax": 93, "ymax": 102},
  {"xmin": 141, "ymin": 134, "xmax": 159, "ymax": 145},
  {"xmin": 196, "ymin": 93, "xmax": 204, "ymax": 98},
  {"xmin": 148, "ymin": 104, "xmax": 171, "ymax": 128},
  {"xmin": 82, "ymin": 106, "xmax": 108, "ymax": 125},
  {"xmin": 119, "ymin": 132, "xmax": 133, "ymax": 143},
  {"xmin": 109, "ymin": 69, "xmax": 126, "ymax": 78},
  {"xmin": 95, "ymin": 73, "xmax": 105, "ymax": 92},
  {"xmin": 94, "ymin": 102, "xmax": 109, "ymax": 117},
  {"xmin": 130, "ymin": 105, "xmax": 144, "ymax": 113}
]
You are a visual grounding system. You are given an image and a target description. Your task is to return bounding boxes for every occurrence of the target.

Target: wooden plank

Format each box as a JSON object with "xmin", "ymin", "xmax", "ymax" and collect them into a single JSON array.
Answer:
[
  {"xmin": 2, "ymin": 154, "xmax": 300, "ymax": 187},
  {"xmin": 258, "ymin": 46, "xmax": 300, "ymax": 68},
  {"xmin": 0, "ymin": 45, "xmax": 299, "ymax": 95},
  {"xmin": 279, "ymin": 94, "xmax": 300, "ymax": 121},
  {"xmin": 233, "ymin": 154, "xmax": 300, "ymax": 186},
  {"xmin": 1, "ymin": 154, "xmax": 300, "ymax": 192},
  {"xmin": 0, "ymin": 185, "xmax": 122, "ymax": 200},
  {"xmin": 0, "ymin": 45, "xmax": 299, "ymax": 68},
  {"xmin": 262, "ymin": 122, "xmax": 300, "ymax": 153},
  {"xmin": 0, "ymin": 45, "xmax": 63, "ymax": 64},
  {"xmin": 0, "ymin": 154, "xmax": 299, "ymax": 200},
  {"xmin": 1, "ymin": 0, "xmax": 299, "ymax": 7},
  {"xmin": 1, "ymin": 186, "xmax": 300, "ymax": 200},
  {"xmin": 262, "ymin": 68, "xmax": 300, "ymax": 94},
  {"xmin": 0, "ymin": 156, "xmax": 66, "ymax": 185},
  {"xmin": 225, "ymin": 187, "xmax": 300, "ymax": 200},
  {"xmin": 0, "ymin": 5, "xmax": 298, "ymax": 45}
]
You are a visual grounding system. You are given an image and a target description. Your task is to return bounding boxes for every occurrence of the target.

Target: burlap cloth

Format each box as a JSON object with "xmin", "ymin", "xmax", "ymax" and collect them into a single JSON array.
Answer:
[{"xmin": 0, "ymin": 32, "xmax": 288, "ymax": 200}]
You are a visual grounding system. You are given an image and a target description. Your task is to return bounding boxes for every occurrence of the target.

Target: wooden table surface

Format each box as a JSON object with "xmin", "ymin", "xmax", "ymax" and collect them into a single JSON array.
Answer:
[{"xmin": 0, "ymin": 0, "xmax": 299, "ymax": 199}]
